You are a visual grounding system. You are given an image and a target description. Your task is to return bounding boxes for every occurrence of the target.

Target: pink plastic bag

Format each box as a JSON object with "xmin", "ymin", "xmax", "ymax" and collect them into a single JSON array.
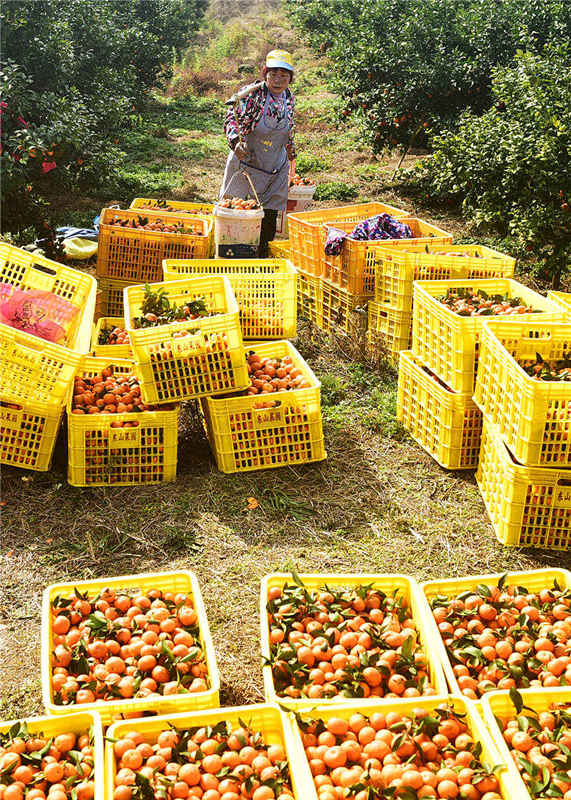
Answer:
[{"xmin": 0, "ymin": 284, "xmax": 79, "ymax": 343}]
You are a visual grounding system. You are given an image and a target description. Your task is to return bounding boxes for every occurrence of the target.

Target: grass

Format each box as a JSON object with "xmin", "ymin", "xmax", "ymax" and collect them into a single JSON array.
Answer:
[{"xmin": 2, "ymin": 0, "xmax": 570, "ymax": 721}]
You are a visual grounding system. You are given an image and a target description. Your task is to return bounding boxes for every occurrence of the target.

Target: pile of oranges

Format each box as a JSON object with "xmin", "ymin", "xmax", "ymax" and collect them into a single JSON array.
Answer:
[
  {"xmin": 0, "ymin": 723, "xmax": 95, "ymax": 800},
  {"xmin": 70, "ymin": 367, "xmax": 154, "ymax": 415},
  {"xmin": 112, "ymin": 722, "xmax": 294, "ymax": 800},
  {"xmin": 299, "ymin": 704, "xmax": 502, "ymax": 800},
  {"xmin": 500, "ymin": 691, "xmax": 571, "ymax": 799},
  {"xmin": 429, "ymin": 579, "xmax": 571, "ymax": 699},
  {"xmin": 266, "ymin": 582, "xmax": 437, "ymax": 701},
  {"xmin": 245, "ymin": 351, "xmax": 312, "ymax": 396},
  {"xmin": 218, "ymin": 197, "xmax": 260, "ymax": 210},
  {"xmin": 49, "ymin": 586, "xmax": 208, "ymax": 706},
  {"xmin": 97, "ymin": 326, "xmax": 130, "ymax": 347}
]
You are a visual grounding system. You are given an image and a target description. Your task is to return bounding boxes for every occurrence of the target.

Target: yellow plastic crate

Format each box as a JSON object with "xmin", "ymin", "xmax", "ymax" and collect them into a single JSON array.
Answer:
[
  {"xmin": 260, "ymin": 572, "xmax": 448, "ymax": 710},
  {"xmin": 0, "ymin": 712, "xmax": 104, "ymax": 800},
  {"xmin": 0, "ymin": 324, "xmax": 82, "ymax": 407},
  {"xmin": 474, "ymin": 318, "xmax": 571, "ymax": 467},
  {"xmin": 67, "ymin": 356, "xmax": 179, "ymax": 486},
  {"xmin": 163, "ymin": 257, "xmax": 297, "ymax": 340},
  {"xmin": 0, "ymin": 242, "xmax": 96, "ymax": 352},
  {"xmin": 298, "ymin": 269, "xmax": 322, "ymax": 326},
  {"xmin": 322, "ymin": 216, "xmax": 454, "ymax": 295},
  {"xmin": 106, "ymin": 704, "xmax": 306, "ymax": 800},
  {"xmin": 321, "ymin": 278, "xmax": 369, "ymax": 336},
  {"xmin": 476, "ymin": 419, "xmax": 571, "ymax": 549},
  {"xmin": 482, "ymin": 687, "xmax": 571, "ymax": 800},
  {"xmin": 1, "ymin": 396, "xmax": 63, "ymax": 471},
  {"xmin": 412, "ymin": 278, "xmax": 559, "ymax": 394},
  {"xmin": 41, "ymin": 570, "xmax": 220, "ymax": 725},
  {"xmin": 96, "ymin": 208, "xmax": 212, "ymax": 283},
  {"xmin": 288, "ymin": 201, "xmax": 406, "ymax": 277},
  {"xmin": 367, "ymin": 299, "xmax": 412, "ymax": 363},
  {"xmin": 375, "ymin": 243, "xmax": 516, "ymax": 312},
  {"xmin": 268, "ymin": 238, "xmax": 291, "ymax": 258},
  {"xmin": 130, "ymin": 198, "xmax": 215, "ymax": 256},
  {"xmin": 397, "ymin": 350, "xmax": 483, "ymax": 470},
  {"xmin": 91, "ymin": 317, "xmax": 131, "ymax": 358},
  {"xmin": 96, "ymin": 276, "xmax": 136, "ymax": 319},
  {"xmin": 420, "ymin": 568, "xmax": 571, "ymax": 697},
  {"xmin": 124, "ymin": 275, "xmax": 249, "ymax": 404},
  {"xmin": 201, "ymin": 340, "xmax": 326, "ymax": 473},
  {"xmin": 547, "ymin": 289, "xmax": 571, "ymax": 316},
  {"xmin": 285, "ymin": 695, "xmax": 517, "ymax": 800}
]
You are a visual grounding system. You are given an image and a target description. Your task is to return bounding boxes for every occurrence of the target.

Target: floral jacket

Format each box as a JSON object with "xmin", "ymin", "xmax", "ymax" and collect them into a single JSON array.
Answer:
[{"xmin": 224, "ymin": 81, "xmax": 296, "ymax": 158}]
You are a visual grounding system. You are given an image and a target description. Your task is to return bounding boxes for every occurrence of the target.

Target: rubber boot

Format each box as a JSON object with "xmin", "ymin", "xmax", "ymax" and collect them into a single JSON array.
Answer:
[{"xmin": 258, "ymin": 209, "xmax": 278, "ymax": 257}]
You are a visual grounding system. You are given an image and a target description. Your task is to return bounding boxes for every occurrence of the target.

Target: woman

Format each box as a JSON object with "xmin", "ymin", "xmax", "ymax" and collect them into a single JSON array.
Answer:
[{"xmin": 220, "ymin": 50, "xmax": 295, "ymax": 257}]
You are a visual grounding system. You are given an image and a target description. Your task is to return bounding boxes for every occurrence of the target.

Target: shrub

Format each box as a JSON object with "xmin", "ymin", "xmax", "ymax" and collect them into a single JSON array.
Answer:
[
  {"xmin": 314, "ymin": 182, "xmax": 359, "ymax": 201},
  {"xmin": 287, "ymin": 0, "xmax": 571, "ymax": 153},
  {"xmin": 400, "ymin": 46, "xmax": 571, "ymax": 287}
]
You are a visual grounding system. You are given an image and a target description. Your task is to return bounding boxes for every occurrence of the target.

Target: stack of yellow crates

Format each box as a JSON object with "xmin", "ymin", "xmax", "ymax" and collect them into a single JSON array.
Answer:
[
  {"xmin": 0, "ymin": 243, "xmax": 96, "ymax": 472},
  {"xmin": 398, "ymin": 274, "xmax": 558, "ymax": 473},
  {"xmin": 474, "ymin": 312, "xmax": 571, "ymax": 549}
]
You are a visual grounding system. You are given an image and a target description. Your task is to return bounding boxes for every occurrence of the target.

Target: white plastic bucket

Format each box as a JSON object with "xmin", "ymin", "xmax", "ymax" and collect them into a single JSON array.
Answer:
[
  {"xmin": 276, "ymin": 183, "xmax": 316, "ymax": 235},
  {"xmin": 213, "ymin": 204, "xmax": 265, "ymax": 258}
]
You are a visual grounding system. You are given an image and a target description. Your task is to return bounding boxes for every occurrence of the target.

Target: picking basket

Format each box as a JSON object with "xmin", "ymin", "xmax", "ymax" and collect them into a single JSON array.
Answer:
[
  {"xmin": 412, "ymin": 278, "xmax": 559, "ymax": 394},
  {"xmin": 96, "ymin": 276, "xmax": 136, "ymax": 319},
  {"xmin": 285, "ymin": 695, "xmax": 517, "ymax": 800},
  {"xmin": 268, "ymin": 238, "xmax": 291, "ymax": 258},
  {"xmin": 287, "ymin": 200, "xmax": 406, "ymax": 276},
  {"xmin": 124, "ymin": 276, "xmax": 249, "ymax": 404},
  {"xmin": 420, "ymin": 568, "xmax": 571, "ymax": 697},
  {"xmin": 162, "ymin": 257, "xmax": 297, "ymax": 340},
  {"xmin": 0, "ymin": 712, "xmax": 104, "ymax": 800},
  {"xmin": 106, "ymin": 704, "xmax": 306, "ymax": 800},
  {"xmin": 260, "ymin": 572, "xmax": 447, "ymax": 710},
  {"xmin": 473, "ymin": 318, "xmax": 571, "ymax": 466},
  {"xmin": 367, "ymin": 299, "xmax": 411, "ymax": 363},
  {"xmin": 0, "ymin": 323, "xmax": 82, "ymax": 406},
  {"xmin": 476, "ymin": 419, "xmax": 571, "ymax": 549},
  {"xmin": 91, "ymin": 317, "xmax": 131, "ymax": 358},
  {"xmin": 297, "ymin": 269, "xmax": 322, "ymax": 326},
  {"xmin": 41, "ymin": 570, "xmax": 220, "ymax": 725},
  {"xmin": 1, "ymin": 396, "xmax": 64, "ymax": 471},
  {"xmin": 321, "ymin": 278, "xmax": 368, "ymax": 336},
  {"xmin": 0, "ymin": 242, "xmax": 96, "ymax": 352},
  {"xmin": 482, "ymin": 687, "xmax": 571, "ymax": 800},
  {"xmin": 67, "ymin": 356, "xmax": 179, "ymax": 487},
  {"xmin": 322, "ymin": 216, "xmax": 453, "ymax": 295},
  {"xmin": 547, "ymin": 289, "xmax": 571, "ymax": 317},
  {"xmin": 96, "ymin": 207, "xmax": 211, "ymax": 283},
  {"xmin": 375, "ymin": 243, "xmax": 516, "ymax": 312},
  {"xmin": 397, "ymin": 350, "xmax": 483, "ymax": 470},
  {"xmin": 201, "ymin": 340, "xmax": 326, "ymax": 473}
]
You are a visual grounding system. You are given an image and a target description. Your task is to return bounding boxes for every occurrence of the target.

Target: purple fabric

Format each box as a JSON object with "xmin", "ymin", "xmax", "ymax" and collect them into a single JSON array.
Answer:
[{"xmin": 324, "ymin": 213, "xmax": 413, "ymax": 256}]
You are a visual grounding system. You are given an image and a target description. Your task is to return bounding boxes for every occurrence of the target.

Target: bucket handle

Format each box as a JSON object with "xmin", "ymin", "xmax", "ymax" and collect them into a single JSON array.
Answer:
[{"xmin": 223, "ymin": 169, "xmax": 262, "ymax": 208}]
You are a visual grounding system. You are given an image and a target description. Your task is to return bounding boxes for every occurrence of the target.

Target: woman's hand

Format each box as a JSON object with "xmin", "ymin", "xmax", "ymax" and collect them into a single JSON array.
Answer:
[{"xmin": 234, "ymin": 142, "xmax": 250, "ymax": 160}]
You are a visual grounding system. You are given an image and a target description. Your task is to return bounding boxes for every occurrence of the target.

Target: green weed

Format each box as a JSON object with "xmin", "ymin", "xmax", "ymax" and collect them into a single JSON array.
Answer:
[
  {"xmin": 315, "ymin": 182, "xmax": 359, "ymax": 202},
  {"xmin": 320, "ymin": 373, "xmax": 348, "ymax": 406},
  {"xmin": 296, "ymin": 153, "xmax": 331, "ymax": 173}
]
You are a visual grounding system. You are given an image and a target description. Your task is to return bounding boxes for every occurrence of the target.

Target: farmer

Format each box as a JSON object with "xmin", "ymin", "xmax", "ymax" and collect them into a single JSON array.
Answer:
[{"xmin": 220, "ymin": 50, "xmax": 295, "ymax": 256}]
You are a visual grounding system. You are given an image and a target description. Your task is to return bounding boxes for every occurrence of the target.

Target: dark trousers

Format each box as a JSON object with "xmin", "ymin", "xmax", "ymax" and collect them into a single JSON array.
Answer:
[{"xmin": 258, "ymin": 209, "xmax": 278, "ymax": 257}]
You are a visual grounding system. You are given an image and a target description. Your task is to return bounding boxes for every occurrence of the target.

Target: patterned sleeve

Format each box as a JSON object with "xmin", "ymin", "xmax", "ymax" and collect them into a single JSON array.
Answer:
[{"xmin": 224, "ymin": 84, "xmax": 264, "ymax": 150}]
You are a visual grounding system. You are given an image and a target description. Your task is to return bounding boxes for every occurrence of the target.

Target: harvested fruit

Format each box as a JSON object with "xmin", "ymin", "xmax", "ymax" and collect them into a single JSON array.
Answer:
[
  {"xmin": 297, "ymin": 703, "xmax": 503, "ymax": 800},
  {"xmin": 437, "ymin": 288, "xmax": 540, "ymax": 316},
  {"xmin": 0, "ymin": 720, "xmax": 96, "ymax": 800},
  {"xmin": 132, "ymin": 284, "xmax": 210, "ymax": 329},
  {"xmin": 218, "ymin": 196, "xmax": 260, "ymax": 210},
  {"xmin": 267, "ymin": 579, "xmax": 437, "ymax": 701},
  {"xmin": 111, "ymin": 720, "xmax": 294, "ymax": 800},
  {"xmin": 97, "ymin": 326, "xmax": 129, "ymax": 346},
  {"xmin": 496, "ymin": 689, "xmax": 571, "ymax": 800},
  {"xmin": 245, "ymin": 350, "xmax": 312, "ymax": 395},
  {"xmin": 137, "ymin": 200, "xmax": 207, "ymax": 214},
  {"xmin": 429, "ymin": 575, "xmax": 571, "ymax": 699},
  {"xmin": 107, "ymin": 215, "xmax": 204, "ymax": 235},
  {"xmin": 289, "ymin": 173, "xmax": 314, "ymax": 187},
  {"xmin": 71, "ymin": 365, "xmax": 159, "ymax": 415},
  {"xmin": 49, "ymin": 585, "xmax": 208, "ymax": 706},
  {"xmin": 519, "ymin": 352, "xmax": 571, "ymax": 381}
]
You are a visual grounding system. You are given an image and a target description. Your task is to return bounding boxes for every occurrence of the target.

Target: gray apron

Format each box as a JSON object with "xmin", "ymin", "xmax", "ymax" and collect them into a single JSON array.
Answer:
[{"xmin": 220, "ymin": 90, "xmax": 290, "ymax": 211}]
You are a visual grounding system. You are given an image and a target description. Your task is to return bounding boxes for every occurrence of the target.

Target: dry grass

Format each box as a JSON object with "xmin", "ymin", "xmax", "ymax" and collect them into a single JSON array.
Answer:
[{"xmin": 2, "ymin": 0, "xmax": 570, "ymax": 723}]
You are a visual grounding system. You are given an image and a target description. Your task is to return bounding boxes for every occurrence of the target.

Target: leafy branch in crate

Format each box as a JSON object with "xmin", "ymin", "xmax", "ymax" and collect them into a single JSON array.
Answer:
[{"xmin": 132, "ymin": 284, "xmax": 210, "ymax": 328}]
